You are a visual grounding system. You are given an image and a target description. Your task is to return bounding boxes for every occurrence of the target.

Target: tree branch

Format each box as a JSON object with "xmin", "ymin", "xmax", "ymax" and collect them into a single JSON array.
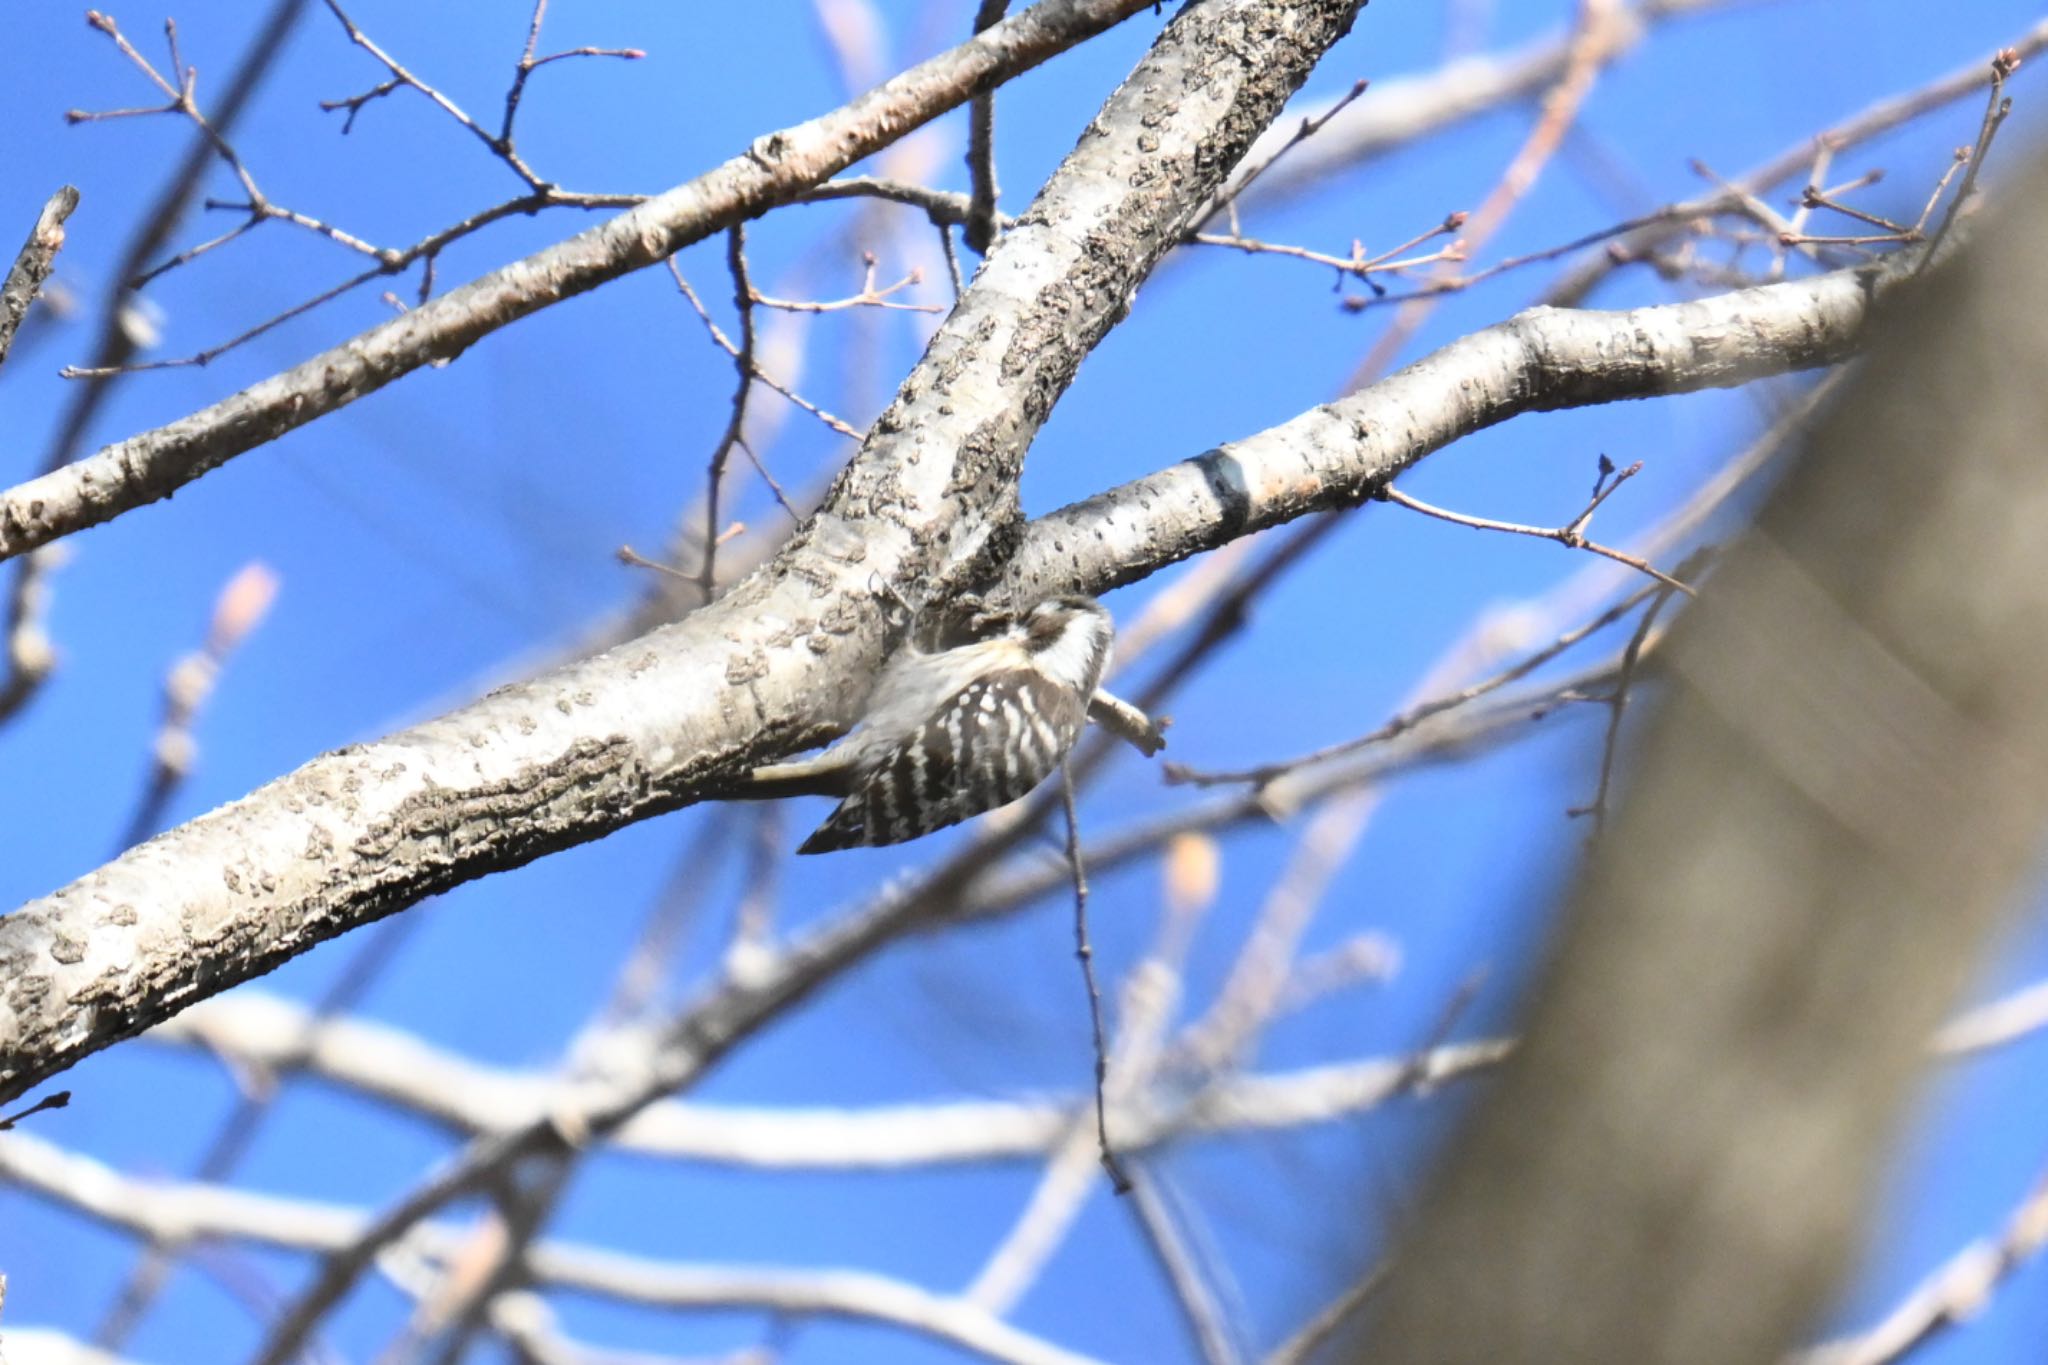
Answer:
[
  {"xmin": 0, "ymin": 244, "xmax": 1903, "ymax": 1106},
  {"xmin": 1001, "ymin": 257, "xmax": 1900, "ymax": 604},
  {"xmin": 0, "ymin": 0, "xmax": 1161, "ymax": 563}
]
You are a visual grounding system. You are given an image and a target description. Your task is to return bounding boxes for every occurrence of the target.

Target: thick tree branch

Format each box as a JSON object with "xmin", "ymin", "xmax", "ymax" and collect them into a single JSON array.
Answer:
[
  {"xmin": 1001, "ymin": 258, "xmax": 1898, "ymax": 603},
  {"xmin": 0, "ymin": 0, "xmax": 1160, "ymax": 562},
  {"xmin": 0, "ymin": 250, "xmax": 1898, "ymax": 1106}
]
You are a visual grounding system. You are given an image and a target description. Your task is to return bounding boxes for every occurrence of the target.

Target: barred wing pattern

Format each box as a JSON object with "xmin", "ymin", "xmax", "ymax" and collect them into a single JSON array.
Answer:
[{"xmin": 797, "ymin": 668, "xmax": 1087, "ymax": 854}]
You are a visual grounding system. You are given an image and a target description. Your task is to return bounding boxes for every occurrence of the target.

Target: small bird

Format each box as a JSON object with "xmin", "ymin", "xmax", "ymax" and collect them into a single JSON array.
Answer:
[{"xmin": 747, "ymin": 594, "xmax": 1121, "ymax": 853}]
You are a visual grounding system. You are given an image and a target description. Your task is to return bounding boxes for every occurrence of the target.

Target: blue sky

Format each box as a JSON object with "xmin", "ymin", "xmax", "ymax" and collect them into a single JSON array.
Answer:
[{"xmin": 3, "ymin": 2, "xmax": 2047, "ymax": 1362}]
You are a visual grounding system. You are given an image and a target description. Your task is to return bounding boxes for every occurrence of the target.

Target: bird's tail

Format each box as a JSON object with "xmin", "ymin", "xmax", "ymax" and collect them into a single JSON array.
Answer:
[{"xmin": 796, "ymin": 797, "xmax": 871, "ymax": 854}]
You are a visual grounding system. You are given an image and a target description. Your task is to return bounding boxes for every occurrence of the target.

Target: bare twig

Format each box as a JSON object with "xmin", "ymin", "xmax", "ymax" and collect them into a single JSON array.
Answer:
[
  {"xmin": 939, "ymin": 221, "xmax": 968, "ymax": 297},
  {"xmin": 965, "ymin": 0, "xmax": 1011, "ymax": 254},
  {"xmin": 1793, "ymin": 1158, "xmax": 2048, "ymax": 1365},
  {"xmin": 1205, "ymin": 77, "xmax": 1370, "ymax": 232},
  {"xmin": 1190, "ymin": 213, "xmax": 1467, "ymax": 287},
  {"xmin": 1348, "ymin": 0, "xmax": 1625, "ymax": 385},
  {"xmin": 1920, "ymin": 48, "xmax": 2019, "ymax": 274},
  {"xmin": 1167, "ymin": 579, "xmax": 1666, "ymax": 788},
  {"xmin": 702, "ymin": 225, "xmax": 758, "ymax": 597},
  {"xmin": 70, "ymin": 9, "xmax": 403, "ymax": 296},
  {"xmin": 62, "ymin": 264, "xmax": 388, "ymax": 377},
  {"xmin": 1548, "ymin": 18, "xmax": 2048, "ymax": 305},
  {"xmin": 320, "ymin": 0, "xmax": 547, "ymax": 189},
  {"xmin": 1, "ymin": 0, "xmax": 1155, "ymax": 553},
  {"xmin": 1263, "ymin": 1263, "xmax": 1388, "ymax": 1365},
  {"xmin": 1127, "ymin": 1171, "xmax": 1243, "ymax": 1365},
  {"xmin": 1566, "ymin": 567, "xmax": 1690, "ymax": 836},
  {"xmin": 1377, "ymin": 460, "xmax": 1698, "ymax": 597},
  {"xmin": 671, "ymin": 260, "xmax": 863, "ymax": 442},
  {"xmin": 119, "ymin": 563, "xmax": 280, "ymax": 850},
  {"xmin": 502, "ymin": 0, "xmax": 644, "ymax": 152},
  {"xmin": 1061, "ymin": 764, "xmax": 1130, "ymax": 1194},
  {"xmin": 1, "ymin": 0, "xmax": 309, "ymax": 727},
  {"xmin": 72, "ymin": 14, "xmax": 264, "ymax": 205},
  {"xmin": 750, "ymin": 254, "xmax": 939, "ymax": 314}
]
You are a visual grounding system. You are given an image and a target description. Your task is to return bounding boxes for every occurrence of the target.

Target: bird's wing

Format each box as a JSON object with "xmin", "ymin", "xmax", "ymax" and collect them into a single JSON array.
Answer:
[{"xmin": 797, "ymin": 668, "xmax": 1085, "ymax": 853}]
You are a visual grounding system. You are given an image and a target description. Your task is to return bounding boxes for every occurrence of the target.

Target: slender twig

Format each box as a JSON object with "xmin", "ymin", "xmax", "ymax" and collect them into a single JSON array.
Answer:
[
  {"xmin": 700, "ymin": 226, "xmax": 758, "ymax": 597},
  {"xmin": 1061, "ymin": 763, "xmax": 1130, "ymax": 1194},
  {"xmin": 1378, "ymin": 462, "xmax": 1697, "ymax": 597},
  {"xmin": 1910, "ymin": 152, "xmax": 1972, "ymax": 236},
  {"xmin": 501, "ymin": 0, "xmax": 643, "ymax": 151},
  {"xmin": 965, "ymin": 0, "xmax": 1010, "ymax": 254},
  {"xmin": 939, "ymin": 222, "xmax": 968, "ymax": 298},
  {"xmin": 1263, "ymin": 1264, "xmax": 1389, "ymax": 1365},
  {"xmin": 670, "ymin": 259, "xmax": 863, "ymax": 441},
  {"xmin": 1376, "ymin": 464, "xmax": 1695, "ymax": 593},
  {"xmin": 73, "ymin": 13, "xmax": 264, "ymax": 205},
  {"xmin": 1190, "ymin": 214, "xmax": 1467, "ymax": 287},
  {"xmin": 1799, "ymin": 186, "xmax": 1909, "ymax": 235},
  {"xmin": 72, "ymin": 1, "xmax": 644, "ymax": 328},
  {"xmin": 61, "ymin": 264, "xmax": 387, "ymax": 377},
  {"xmin": 119, "ymin": 561, "xmax": 280, "ymax": 850},
  {"xmin": 4, "ymin": 0, "xmax": 308, "ymax": 731},
  {"xmin": 107, "ymin": 189, "xmax": 639, "ymax": 359},
  {"xmin": 1348, "ymin": 0, "xmax": 1624, "ymax": 385},
  {"xmin": 1126, "ymin": 1170, "xmax": 1243, "ymax": 1365},
  {"xmin": 616, "ymin": 544, "xmax": 696, "ymax": 583},
  {"xmin": 1548, "ymin": 19, "xmax": 2048, "ymax": 305},
  {"xmin": 1792, "ymin": 1157, "xmax": 2048, "ymax": 1365},
  {"xmin": 736, "ymin": 439, "xmax": 800, "ymax": 521},
  {"xmin": 128, "ymin": 212, "xmax": 268, "ymax": 289},
  {"xmin": 750, "ymin": 256, "xmax": 939, "ymax": 314},
  {"xmin": 1778, "ymin": 143, "xmax": 1842, "ymax": 251},
  {"xmin": 1207, "ymin": 77, "xmax": 1370, "ymax": 234},
  {"xmin": 1566, "ymin": 562, "xmax": 1694, "ymax": 836},
  {"xmin": 1920, "ymin": 48, "xmax": 2019, "ymax": 275},
  {"xmin": 319, "ymin": 0, "xmax": 548, "ymax": 190},
  {"xmin": 1166, "ymin": 579, "xmax": 1666, "ymax": 788}
]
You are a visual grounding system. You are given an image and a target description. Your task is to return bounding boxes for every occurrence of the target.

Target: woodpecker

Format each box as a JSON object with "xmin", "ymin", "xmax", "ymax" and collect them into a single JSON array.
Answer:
[{"xmin": 747, "ymin": 594, "xmax": 1123, "ymax": 853}]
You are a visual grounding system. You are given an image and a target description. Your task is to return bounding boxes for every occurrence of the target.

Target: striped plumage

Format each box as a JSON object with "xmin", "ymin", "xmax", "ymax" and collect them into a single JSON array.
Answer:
[{"xmin": 747, "ymin": 595, "xmax": 1115, "ymax": 854}]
